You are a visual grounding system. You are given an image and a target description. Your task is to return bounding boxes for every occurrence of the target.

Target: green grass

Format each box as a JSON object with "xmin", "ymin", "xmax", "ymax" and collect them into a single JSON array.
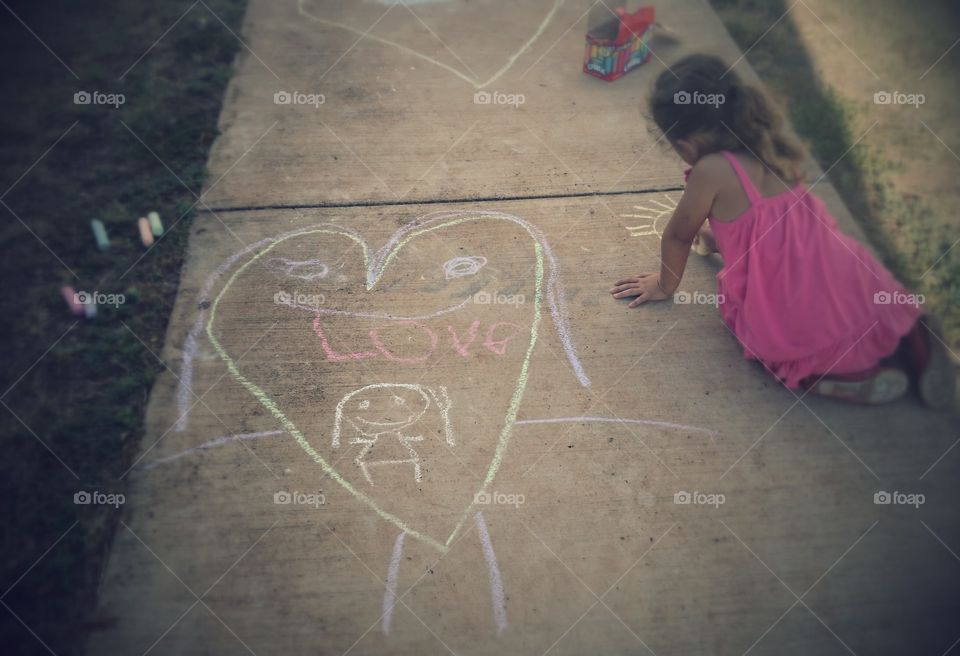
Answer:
[
  {"xmin": 707, "ymin": 0, "xmax": 960, "ymax": 352},
  {"xmin": 0, "ymin": 1, "xmax": 246, "ymax": 653}
]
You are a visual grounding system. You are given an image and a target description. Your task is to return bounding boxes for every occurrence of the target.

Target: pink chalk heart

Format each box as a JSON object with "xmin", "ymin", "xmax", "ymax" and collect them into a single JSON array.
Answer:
[{"xmin": 206, "ymin": 212, "xmax": 545, "ymax": 550}]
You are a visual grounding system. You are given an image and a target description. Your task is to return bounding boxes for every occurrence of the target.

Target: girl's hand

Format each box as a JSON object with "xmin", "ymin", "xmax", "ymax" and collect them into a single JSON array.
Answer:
[{"xmin": 609, "ymin": 273, "xmax": 670, "ymax": 307}]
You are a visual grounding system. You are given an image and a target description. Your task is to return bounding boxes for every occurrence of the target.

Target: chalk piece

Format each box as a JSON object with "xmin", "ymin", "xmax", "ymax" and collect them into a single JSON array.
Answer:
[
  {"xmin": 138, "ymin": 217, "xmax": 155, "ymax": 247},
  {"xmin": 91, "ymin": 219, "xmax": 109, "ymax": 251},
  {"xmin": 83, "ymin": 300, "xmax": 97, "ymax": 319},
  {"xmin": 147, "ymin": 211, "xmax": 163, "ymax": 237},
  {"xmin": 61, "ymin": 286, "xmax": 84, "ymax": 316}
]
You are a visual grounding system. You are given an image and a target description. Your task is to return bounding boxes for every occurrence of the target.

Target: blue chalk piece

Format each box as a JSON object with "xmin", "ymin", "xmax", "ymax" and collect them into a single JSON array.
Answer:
[{"xmin": 91, "ymin": 219, "xmax": 109, "ymax": 251}]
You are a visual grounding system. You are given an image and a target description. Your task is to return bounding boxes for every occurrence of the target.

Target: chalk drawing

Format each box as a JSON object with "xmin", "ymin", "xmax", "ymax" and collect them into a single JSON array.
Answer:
[
  {"xmin": 484, "ymin": 322, "xmax": 522, "ymax": 356},
  {"xmin": 264, "ymin": 257, "xmax": 329, "ymax": 280},
  {"xmin": 175, "ymin": 222, "xmax": 368, "ymax": 432},
  {"xmin": 374, "ymin": 0, "xmax": 454, "ymax": 5},
  {"xmin": 313, "ymin": 318, "xmax": 523, "ymax": 363},
  {"xmin": 444, "ymin": 255, "xmax": 487, "ymax": 280},
  {"xmin": 448, "ymin": 320, "xmax": 480, "ymax": 357},
  {"xmin": 179, "ymin": 210, "xmax": 588, "ymax": 431},
  {"xmin": 620, "ymin": 194, "xmax": 679, "ymax": 239},
  {"xmin": 382, "ymin": 531, "xmax": 407, "ymax": 635},
  {"xmin": 369, "ymin": 321, "xmax": 438, "ymax": 364},
  {"xmin": 332, "ymin": 383, "xmax": 454, "ymax": 485},
  {"xmin": 516, "ymin": 416, "xmax": 718, "ymax": 441},
  {"xmin": 297, "ymin": 0, "xmax": 565, "ymax": 90},
  {"xmin": 175, "ymin": 313, "xmax": 206, "ymax": 432},
  {"xmin": 375, "ymin": 210, "xmax": 590, "ymax": 388},
  {"xmin": 475, "ymin": 512, "xmax": 508, "ymax": 634},
  {"xmin": 206, "ymin": 213, "xmax": 546, "ymax": 551},
  {"xmin": 141, "ymin": 412, "xmax": 718, "ymax": 470},
  {"xmin": 139, "ymin": 430, "xmax": 285, "ymax": 470}
]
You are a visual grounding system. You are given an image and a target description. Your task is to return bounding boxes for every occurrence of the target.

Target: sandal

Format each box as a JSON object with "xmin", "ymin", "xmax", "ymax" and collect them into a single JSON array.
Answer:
[{"xmin": 807, "ymin": 367, "xmax": 909, "ymax": 405}]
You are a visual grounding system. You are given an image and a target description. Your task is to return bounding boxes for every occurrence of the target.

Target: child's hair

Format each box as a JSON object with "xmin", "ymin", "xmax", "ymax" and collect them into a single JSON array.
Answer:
[{"xmin": 649, "ymin": 54, "xmax": 807, "ymax": 184}]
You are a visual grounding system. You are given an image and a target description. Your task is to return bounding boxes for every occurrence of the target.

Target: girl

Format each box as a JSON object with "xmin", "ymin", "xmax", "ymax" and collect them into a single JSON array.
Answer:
[{"xmin": 610, "ymin": 54, "xmax": 954, "ymax": 407}]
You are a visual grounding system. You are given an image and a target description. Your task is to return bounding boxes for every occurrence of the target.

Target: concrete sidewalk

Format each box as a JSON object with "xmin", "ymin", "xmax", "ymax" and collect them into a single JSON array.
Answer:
[{"xmin": 90, "ymin": 1, "xmax": 960, "ymax": 654}]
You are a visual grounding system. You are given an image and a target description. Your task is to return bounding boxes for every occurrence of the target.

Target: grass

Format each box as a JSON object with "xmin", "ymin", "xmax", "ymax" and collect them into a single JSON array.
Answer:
[
  {"xmin": 707, "ymin": 0, "xmax": 960, "ymax": 352},
  {"xmin": 0, "ymin": 1, "xmax": 246, "ymax": 653}
]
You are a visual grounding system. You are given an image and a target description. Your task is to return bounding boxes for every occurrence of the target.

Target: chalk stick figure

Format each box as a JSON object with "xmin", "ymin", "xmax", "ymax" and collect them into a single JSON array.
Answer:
[{"xmin": 332, "ymin": 383, "xmax": 453, "ymax": 486}]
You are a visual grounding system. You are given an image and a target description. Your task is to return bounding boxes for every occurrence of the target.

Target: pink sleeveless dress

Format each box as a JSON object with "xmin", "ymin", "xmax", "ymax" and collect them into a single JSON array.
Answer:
[{"xmin": 706, "ymin": 151, "xmax": 920, "ymax": 388}]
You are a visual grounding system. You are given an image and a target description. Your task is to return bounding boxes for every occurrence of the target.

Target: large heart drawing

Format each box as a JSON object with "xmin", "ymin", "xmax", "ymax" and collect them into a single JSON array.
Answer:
[
  {"xmin": 297, "ymin": 0, "xmax": 565, "ymax": 90},
  {"xmin": 205, "ymin": 212, "xmax": 572, "ymax": 551}
]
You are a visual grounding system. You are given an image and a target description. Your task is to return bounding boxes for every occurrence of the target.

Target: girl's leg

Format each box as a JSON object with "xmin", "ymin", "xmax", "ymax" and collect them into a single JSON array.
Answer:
[
  {"xmin": 802, "ymin": 366, "xmax": 909, "ymax": 405},
  {"xmin": 902, "ymin": 315, "xmax": 956, "ymax": 409},
  {"xmin": 692, "ymin": 224, "xmax": 719, "ymax": 256}
]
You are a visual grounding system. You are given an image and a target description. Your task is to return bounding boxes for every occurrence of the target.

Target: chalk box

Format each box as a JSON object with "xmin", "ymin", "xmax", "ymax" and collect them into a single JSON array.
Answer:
[{"xmin": 583, "ymin": 6, "xmax": 654, "ymax": 82}]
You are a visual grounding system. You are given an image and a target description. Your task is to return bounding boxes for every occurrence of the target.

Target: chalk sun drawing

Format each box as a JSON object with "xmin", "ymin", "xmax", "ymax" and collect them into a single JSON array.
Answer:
[
  {"xmin": 297, "ymin": 0, "xmax": 565, "ymax": 90},
  {"xmin": 620, "ymin": 194, "xmax": 679, "ymax": 239},
  {"xmin": 333, "ymin": 384, "xmax": 454, "ymax": 485}
]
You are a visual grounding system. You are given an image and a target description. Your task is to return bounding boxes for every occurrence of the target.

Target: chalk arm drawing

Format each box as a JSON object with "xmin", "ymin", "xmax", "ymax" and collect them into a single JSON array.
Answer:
[{"xmin": 296, "ymin": 0, "xmax": 565, "ymax": 90}]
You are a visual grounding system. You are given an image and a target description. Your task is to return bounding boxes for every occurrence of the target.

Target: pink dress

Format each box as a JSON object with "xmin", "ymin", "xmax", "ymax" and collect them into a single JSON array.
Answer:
[{"xmin": 706, "ymin": 151, "xmax": 920, "ymax": 388}]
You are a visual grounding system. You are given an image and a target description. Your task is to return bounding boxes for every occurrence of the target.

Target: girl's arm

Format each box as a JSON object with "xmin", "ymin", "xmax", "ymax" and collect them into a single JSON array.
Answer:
[{"xmin": 610, "ymin": 160, "xmax": 720, "ymax": 306}]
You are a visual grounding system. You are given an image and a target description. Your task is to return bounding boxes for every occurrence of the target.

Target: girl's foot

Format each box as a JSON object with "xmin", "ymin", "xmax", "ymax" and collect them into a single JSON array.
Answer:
[
  {"xmin": 806, "ymin": 367, "xmax": 909, "ymax": 405},
  {"xmin": 692, "ymin": 224, "xmax": 718, "ymax": 255},
  {"xmin": 904, "ymin": 315, "xmax": 956, "ymax": 409}
]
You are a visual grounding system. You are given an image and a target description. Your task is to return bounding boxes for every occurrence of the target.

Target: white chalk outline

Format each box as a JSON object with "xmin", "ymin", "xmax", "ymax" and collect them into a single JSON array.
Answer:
[
  {"xmin": 443, "ymin": 255, "xmax": 487, "ymax": 280},
  {"xmin": 296, "ymin": 0, "xmax": 565, "ymax": 90},
  {"xmin": 382, "ymin": 530, "xmax": 406, "ymax": 635},
  {"xmin": 475, "ymin": 511, "xmax": 507, "ymax": 635}
]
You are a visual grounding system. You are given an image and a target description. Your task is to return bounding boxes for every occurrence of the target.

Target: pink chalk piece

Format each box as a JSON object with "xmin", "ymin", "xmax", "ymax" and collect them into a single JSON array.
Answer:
[
  {"xmin": 447, "ymin": 320, "xmax": 481, "ymax": 357},
  {"xmin": 369, "ymin": 321, "xmax": 437, "ymax": 364},
  {"xmin": 137, "ymin": 217, "xmax": 154, "ymax": 247},
  {"xmin": 483, "ymin": 322, "xmax": 522, "ymax": 356},
  {"xmin": 61, "ymin": 286, "xmax": 84, "ymax": 317},
  {"xmin": 313, "ymin": 316, "xmax": 378, "ymax": 361}
]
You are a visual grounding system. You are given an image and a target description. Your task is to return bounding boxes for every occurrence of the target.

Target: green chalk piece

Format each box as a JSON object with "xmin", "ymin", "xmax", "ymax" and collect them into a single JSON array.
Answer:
[
  {"xmin": 91, "ymin": 219, "xmax": 110, "ymax": 251},
  {"xmin": 147, "ymin": 211, "xmax": 163, "ymax": 237}
]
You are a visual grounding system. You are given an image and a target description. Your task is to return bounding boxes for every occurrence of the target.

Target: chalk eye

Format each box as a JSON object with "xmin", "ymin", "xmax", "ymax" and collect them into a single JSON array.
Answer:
[
  {"xmin": 443, "ymin": 256, "xmax": 487, "ymax": 280},
  {"xmin": 358, "ymin": 399, "xmax": 370, "ymax": 410},
  {"xmin": 265, "ymin": 257, "xmax": 329, "ymax": 281},
  {"xmin": 392, "ymin": 396, "xmax": 405, "ymax": 406}
]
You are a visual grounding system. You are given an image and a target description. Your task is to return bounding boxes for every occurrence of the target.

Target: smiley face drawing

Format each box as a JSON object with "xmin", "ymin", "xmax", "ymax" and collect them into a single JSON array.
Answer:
[{"xmin": 332, "ymin": 384, "xmax": 454, "ymax": 485}]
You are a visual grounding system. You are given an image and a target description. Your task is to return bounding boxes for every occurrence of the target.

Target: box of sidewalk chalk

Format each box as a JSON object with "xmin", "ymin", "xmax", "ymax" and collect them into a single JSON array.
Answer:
[{"xmin": 583, "ymin": 5, "xmax": 654, "ymax": 81}]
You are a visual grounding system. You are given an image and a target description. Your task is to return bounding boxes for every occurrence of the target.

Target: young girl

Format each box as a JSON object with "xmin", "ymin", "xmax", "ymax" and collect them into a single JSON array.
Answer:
[{"xmin": 610, "ymin": 54, "xmax": 954, "ymax": 407}]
